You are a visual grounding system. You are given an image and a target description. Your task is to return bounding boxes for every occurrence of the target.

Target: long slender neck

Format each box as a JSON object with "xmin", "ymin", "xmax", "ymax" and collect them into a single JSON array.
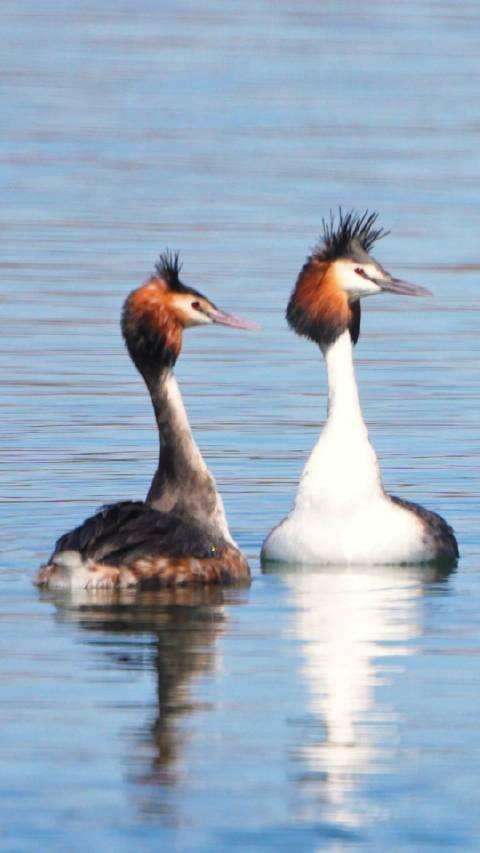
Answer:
[
  {"xmin": 322, "ymin": 330, "xmax": 368, "ymax": 438},
  {"xmin": 145, "ymin": 368, "xmax": 232, "ymax": 541},
  {"xmin": 147, "ymin": 368, "xmax": 207, "ymax": 495},
  {"xmin": 295, "ymin": 330, "xmax": 382, "ymax": 510}
]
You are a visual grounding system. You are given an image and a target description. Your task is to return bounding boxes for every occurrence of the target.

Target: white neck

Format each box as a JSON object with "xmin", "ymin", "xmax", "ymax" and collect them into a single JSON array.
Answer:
[
  {"xmin": 295, "ymin": 330, "xmax": 383, "ymax": 512},
  {"xmin": 322, "ymin": 330, "xmax": 368, "ymax": 437}
]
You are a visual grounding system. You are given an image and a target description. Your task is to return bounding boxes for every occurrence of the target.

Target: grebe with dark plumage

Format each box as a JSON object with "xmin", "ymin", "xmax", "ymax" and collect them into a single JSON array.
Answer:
[
  {"xmin": 262, "ymin": 210, "xmax": 458, "ymax": 566},
  {"xmin": 37, "ymin": 252, "xmax": 256, "ymax": 590}
]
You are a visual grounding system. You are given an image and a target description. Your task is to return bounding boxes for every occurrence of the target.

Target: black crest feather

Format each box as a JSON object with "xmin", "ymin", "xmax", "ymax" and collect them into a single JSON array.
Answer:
[
  {"xmin": 154, "ymin": 250, "xmax": 204, "ymax": 298},
  {"xmin": 313, "ymin": 208, "xmax": 389, "ymax": 262},
  {"xmin": 154, "ymin": 250, "xmax": 183, "ymax": 290}
]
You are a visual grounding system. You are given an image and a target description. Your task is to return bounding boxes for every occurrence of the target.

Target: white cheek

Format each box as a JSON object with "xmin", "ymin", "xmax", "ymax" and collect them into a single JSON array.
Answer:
[
  {"xmin": 338, "ymin": 262, "xmax": 382, "ymax": 299},
  {"xmin": 190, "ymin": 311, "xmax": 212, "ymax": 327},
  {"xmin": 181, "ymin": 312, "xmax": 210, "ymax": 328},
  {"xmin": 170, "ymin": 295, "xmax": 212, "ymax": 327}
]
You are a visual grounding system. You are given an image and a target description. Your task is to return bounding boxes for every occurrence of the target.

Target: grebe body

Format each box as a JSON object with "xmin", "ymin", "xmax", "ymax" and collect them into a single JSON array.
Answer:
[
  {"xmin": 262, "ymin": 212, "xmax": 458, "ymax": 566},
  {"xmin": 37, "ymin": 253, "xmax": 255, "ymax": 590}
]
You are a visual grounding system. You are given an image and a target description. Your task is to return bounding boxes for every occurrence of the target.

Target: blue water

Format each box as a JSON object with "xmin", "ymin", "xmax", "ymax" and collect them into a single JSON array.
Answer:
[{"xmin": 1, "ymin": 1, "xmax": 480, "ymax": 850}]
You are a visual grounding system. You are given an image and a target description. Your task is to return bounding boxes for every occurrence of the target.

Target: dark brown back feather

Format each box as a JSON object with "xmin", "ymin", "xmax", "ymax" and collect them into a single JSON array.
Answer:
[
  {"xmin": 51, "ymin": 501, "xmax": 226, "ymax": 566},
  {"xmin": 390, "ymin": 495, "xmax": 459, "ymax": 562}
]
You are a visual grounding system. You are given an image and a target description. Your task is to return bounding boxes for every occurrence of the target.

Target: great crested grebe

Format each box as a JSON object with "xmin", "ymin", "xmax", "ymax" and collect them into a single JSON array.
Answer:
[
  {"xmin": 262, "ymin": 210, "xmax": 458, "ymax": 566},
  {"xmin": 37, "ymin": 252, "xmax": 256, "ymax": 590}
]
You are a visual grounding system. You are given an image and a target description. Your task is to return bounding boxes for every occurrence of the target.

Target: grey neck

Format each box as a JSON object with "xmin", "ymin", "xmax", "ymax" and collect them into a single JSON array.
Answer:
[{"xmin": 145, "ymin": 369, "xmax": 232, "ymax": 541}]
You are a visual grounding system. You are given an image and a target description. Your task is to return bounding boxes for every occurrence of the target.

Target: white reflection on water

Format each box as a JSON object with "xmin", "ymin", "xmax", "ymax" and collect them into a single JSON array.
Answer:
[{"xmin": 284, "ymin": 565, "xmax": 447, "ymax": 828}]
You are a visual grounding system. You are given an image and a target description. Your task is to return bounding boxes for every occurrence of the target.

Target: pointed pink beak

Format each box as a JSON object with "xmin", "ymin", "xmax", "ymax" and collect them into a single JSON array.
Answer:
[
  {"xmin": 378, "ymin": 277, "xmax": 432, "ymax": 297},
  {"xmin": 207, "ymin": 307, "xmax": 260, "ymax": 331},
  {"xmin": 366, "ymin": 274, "xmax": 432, "ymax": 297}
]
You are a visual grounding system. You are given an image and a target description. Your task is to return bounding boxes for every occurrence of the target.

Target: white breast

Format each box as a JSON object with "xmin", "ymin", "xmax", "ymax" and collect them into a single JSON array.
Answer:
[
  {"xmin": 262, "ymin": 494, "xmax": 429, "ymax": 565},
  {"xmin": 262, "ymin": 331, "xmax": 432, "ymax": 566}
]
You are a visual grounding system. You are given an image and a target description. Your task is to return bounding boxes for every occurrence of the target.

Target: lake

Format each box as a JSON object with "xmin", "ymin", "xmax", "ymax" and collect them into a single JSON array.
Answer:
[{"xmin": 1, "ymin": 1, "xmax": 479, "ymax": 850}]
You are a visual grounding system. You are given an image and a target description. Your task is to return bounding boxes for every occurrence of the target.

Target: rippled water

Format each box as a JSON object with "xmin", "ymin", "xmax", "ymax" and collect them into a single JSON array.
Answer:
[{"xmin": 1, "ymin": 1, "xmax": 480, "ymax": 850}]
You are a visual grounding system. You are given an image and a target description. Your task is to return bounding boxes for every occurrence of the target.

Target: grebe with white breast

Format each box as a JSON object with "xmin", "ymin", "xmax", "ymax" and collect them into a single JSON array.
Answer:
[
  {"xmin": 262, "ymin": 211, "xmax": 458, "ymax": 566},
  {"xmin": 37, "ymin": 252, "xmax": 256, "ymax": 590}
]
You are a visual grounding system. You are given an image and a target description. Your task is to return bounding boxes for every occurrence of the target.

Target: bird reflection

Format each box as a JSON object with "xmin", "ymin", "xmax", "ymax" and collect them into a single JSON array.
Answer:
[
  {"xmin": 39, "ymin": 586, "xmax": 247, "ymax": 813},
  {"xmin": 264, "ymin": 562, "xmax": 453, "ymax": 828}
]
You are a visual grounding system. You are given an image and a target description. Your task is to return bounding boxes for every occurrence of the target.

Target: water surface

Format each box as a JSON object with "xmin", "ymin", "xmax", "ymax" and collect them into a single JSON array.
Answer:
[{"xmin": 1, "ymin": 1, "xmax": 479, "ymax": 850}]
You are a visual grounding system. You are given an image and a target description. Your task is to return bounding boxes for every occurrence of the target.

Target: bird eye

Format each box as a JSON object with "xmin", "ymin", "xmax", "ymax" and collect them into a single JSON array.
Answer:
[
  {"xmin": 355, "ymin": 268, "xmax": 369, "ymax": 278},
  {"xmin": 191, "ymin": 301, "xmax": 201, "ymax": 311}
]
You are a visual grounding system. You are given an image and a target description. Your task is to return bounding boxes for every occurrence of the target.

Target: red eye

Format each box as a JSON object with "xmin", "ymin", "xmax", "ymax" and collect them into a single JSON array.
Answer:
[
  {"xmin": 355, "ymin": 268, "xmax": 368, "ymax": 278},
  {"xmin": 191, "ymin": 301, "xmax": 201, "ymax": 310}
]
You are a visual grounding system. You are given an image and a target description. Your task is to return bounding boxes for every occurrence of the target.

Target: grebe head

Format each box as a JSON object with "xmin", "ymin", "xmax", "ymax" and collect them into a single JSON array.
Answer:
[
  {"xmin": 122, "ymin": 250, "xmax": 257, "ymax": 378},
  {"xmin": 287, "ymin": 209, "xmax": 431, "ymax": 348}
]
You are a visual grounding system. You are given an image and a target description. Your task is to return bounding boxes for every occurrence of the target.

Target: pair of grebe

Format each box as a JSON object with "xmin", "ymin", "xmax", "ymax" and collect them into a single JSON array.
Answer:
[{"xmin": 37, "ymin": 212, "xmax": 458, "ymax": 590}]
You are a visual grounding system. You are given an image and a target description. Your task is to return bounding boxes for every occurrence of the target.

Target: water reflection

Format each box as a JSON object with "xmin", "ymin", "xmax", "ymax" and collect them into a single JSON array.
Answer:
[
  {"xmin": 40, "ymin": 586, "xmax": 246, "ymax": 818},
  {"xmin": 265, "ymin": 563, "xmax": 453, "ymax": 829}
]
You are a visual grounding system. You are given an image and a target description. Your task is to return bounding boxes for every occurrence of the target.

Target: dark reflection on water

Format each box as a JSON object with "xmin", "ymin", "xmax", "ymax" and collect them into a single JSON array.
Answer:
[{"xmin": 43, "ymin": 587, "xmax": 241, "ymax": 823}]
